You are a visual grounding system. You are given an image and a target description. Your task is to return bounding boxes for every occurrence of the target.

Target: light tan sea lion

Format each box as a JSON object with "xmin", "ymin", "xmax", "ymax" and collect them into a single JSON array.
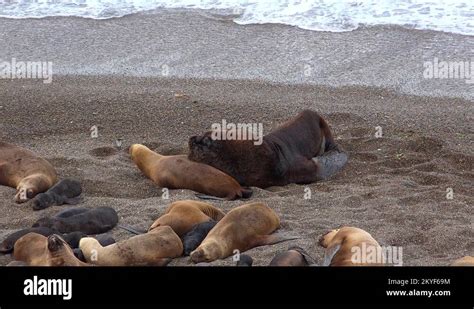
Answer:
[
  {"xmin": 79, "ymin": 226, "xmax": 183, "ymax": 266},
  {"xmin": 319, "ymin": 226, "xmax": 385, "ymax": 266},
  {"xmin": 451, "ymin": 256, "xmax": 474, "ymax": 266},
  {"xmin": 190, "ymin": 202, "xmax": 297, "ymax": 263},
  {"xmin": 148, "ymin": 200, "xmax": 225, "ymax": 237},
  {"xmin": 0, "ymin": 142, "xmax": 57, "ymax": 203},
  {"xmin": 13, "ymin": 233, "xmax": 88, "ymax": 266},
  {"xmin": 129, "ymin": 144, "xmax": 252, "ymax": 200}
]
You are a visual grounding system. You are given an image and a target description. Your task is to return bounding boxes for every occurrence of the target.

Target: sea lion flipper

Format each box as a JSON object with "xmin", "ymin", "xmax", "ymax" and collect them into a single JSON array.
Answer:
[
  {"xmin": 195, "ymin": 193, "xmax": 227, "ymax": 201},
  {"xmin": 252, "ymin": 233, "xmax": 300, "ymax": 247},
  {"xmin": 117, "ymin": 224, "xmax": 146, "ymax": 235},
  {"xmin": 313, "ymin": 149, "xmax": 348, "ymax": 180},
  {"xmin": 322, "ymin": 243, "xmax": 341, "ymax": 266},
  {"xmin": 64, "ymin": 196, "xmax": 82, "ymax": 205},
  {"xmin": 240, "ymin": 187, "xmax": 253, "ymax": 199}
]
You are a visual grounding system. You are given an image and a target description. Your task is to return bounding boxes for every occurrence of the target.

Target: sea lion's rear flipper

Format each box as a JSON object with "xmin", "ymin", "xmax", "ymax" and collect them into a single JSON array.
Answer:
[
  {"xmin": 241, "ymin": 187, "xmax": 253, "ymax": 199},
  {"xmin": 117, "ymin": 224, "xmax": 146, "ymax": 235},
  {"xmin": 313, "ymin": 149, "xmax": 348, "ymax": 180},
  {"xmin": 64, "ymin": 196, "xmax": 82, "ymax": 205},
  {"xmin": 252, "ymin": 233, "xmax": 300, "ymax": 247},
  {"xmin": 195, "ymin": 193, "xmax": 227, "ymax": 201},
  {"xmin": 322, "ymin": 244, "xmax": 341, "ymax": 266}
]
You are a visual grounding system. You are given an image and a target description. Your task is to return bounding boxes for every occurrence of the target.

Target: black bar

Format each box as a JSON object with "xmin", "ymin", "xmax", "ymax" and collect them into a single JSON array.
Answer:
[{"xmin": 0, "ymin": 267, "xmax": 472, "ymax": 306}]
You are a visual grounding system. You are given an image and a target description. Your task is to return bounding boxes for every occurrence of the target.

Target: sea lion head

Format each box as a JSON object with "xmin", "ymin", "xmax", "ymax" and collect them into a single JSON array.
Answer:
[
  {"xmin": 14, "ymin": 187, "xmax": 35, "ymax": 203},
  {"xmin": 318, "ymin": 228, "xmax": 341, "ymax": 248},
  {"xmin": 47, "ymin": 234, "xmax": 81, "ymax": 266},
  {"xmin": 190, "ymin": 240, "xmax": 222, "ymax": 263},
  {"xmin": 47, "ymin": 234, "xmax": 68, "ymax": 253},
  {"xmin": 32, "ymin": 217, "xmax": 60, "ymax": 231},
  {"xmin": 188, "ymin": 132, "xmax": 224, "ymax": 164},
  {"xmin": 0, "ymin": 239, "xmax": 14, "ymax": 253},
  {"xmin": 32, "ymin": 193, "xmax": 53, "ymax": 210}
]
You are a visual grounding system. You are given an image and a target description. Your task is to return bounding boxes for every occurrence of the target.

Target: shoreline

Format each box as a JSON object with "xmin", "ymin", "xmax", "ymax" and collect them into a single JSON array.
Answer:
[{"xmin": 1, "ymin": 9, "xmax": 473, "ymax": 100}]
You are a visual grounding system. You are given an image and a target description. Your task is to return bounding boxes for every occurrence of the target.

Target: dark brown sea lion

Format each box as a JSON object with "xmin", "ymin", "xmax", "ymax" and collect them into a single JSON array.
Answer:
[
  {"xmin": 32, "ymin": 178, "xmax": 82, "ymax": 210},
  {"xmin": 182, "ymin": 220, "xmax": 217, "ymax": 256},
  {"xmin": 0, "ymin": 142, "xmax": 57, "ymax": 203},
  {"xmin": 149, "ymin": 200, "xmax": 225, "ymax": 237},
  {"xmin": 188, "ymin": 109, "xmax": 348, "ymax": 188},
  {"xmin": 32, "ymin": 206, "xmax": 118, "ymax": 234},
  {"xmin": 190, "ymin": 202, "xmax": 298, "ymax": 263},
  {"xmin": 130, "ymin": 144, "xmax": 252, "ymax": 200},
  {"xmin": 79, "ymin": 226, "xmax": 183, "ymax": 266},
  {"xmin": 318, "ymin": 226, "xmax": 384, "ymax": 266},
  {"xmin": 13, "ymin": 233, "xmax": 88, "ymax": 266},
  {"xmin": 269, "ymin": 246, "xmax": 316, "ymax": 266}
]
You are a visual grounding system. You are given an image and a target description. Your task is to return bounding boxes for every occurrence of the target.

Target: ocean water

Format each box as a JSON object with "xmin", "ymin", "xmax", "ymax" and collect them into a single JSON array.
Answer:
[{"xmin": 0, "ymin": 0, "xmax": 473, "ymax": 35}]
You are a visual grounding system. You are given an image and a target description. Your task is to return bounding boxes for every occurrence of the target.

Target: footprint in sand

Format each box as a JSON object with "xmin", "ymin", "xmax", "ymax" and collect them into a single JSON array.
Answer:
[{"xmin": 89, "ymin": 146, "xmax": 118, "ymax": 158}]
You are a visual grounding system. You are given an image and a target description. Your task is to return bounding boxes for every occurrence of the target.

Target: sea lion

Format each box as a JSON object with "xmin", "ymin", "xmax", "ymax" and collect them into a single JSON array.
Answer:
[
  {"xmin": 32, "ymin": 178, "xmax": 82, "ymax": 210},
  {"xmin": 1, "ymin": 228, "xmax": 86, "ymax": 254},
  {"xmin": 72, "ymin": 234, "xmax": 116, "ymax": 262},
  {"xmin": 149, "ymin": 200, "xmax": 225, "ymax": 237},
  {"xmin": 190, "ymin": 202, "xmax": 297, "ymax": 263},
  {"xmin": 182, "ymin": 220, "xmax": 217, "ymax": 256},
  {"xmin": 1, "ymin": 227, "xmax": 55, "ymax": 254},
  {"xmin": 1, "ymin": 227, "xmax": 114, "ymax": 255},
  {"xmin": 319, "ymin": 226, "xmax": 384, "ymax": 266},
  {"xmin": 0, "ymin": 142, "xmax": 58, "ymax": 203},
  {"xmin": 236, "ymin": 254, "xmax": 253, "ymax": 266},
  {"xmin": 269, "ymin": 246, "xmax": 316, "ymax": 266},
  {"xmin": 13, "ymin": 233, "xmax": 88, "ymax": 266},
  {"xmin": 32, "ymin": 206, "xmax": 118, "ymax": 234},
  {"xmin": 79, "ymin": 226, "xmax": 183, "ymax": 266},
  {"xmin": 451, "ymin": 256, "xmax": 474, "ymax": 266},
  {"xmin": 188, "ymin": 109, "xmax": 348, "ymax": 188},
  {"xmin": 130, "ymin": 144, "xmax": 252, "ymax": 200}
]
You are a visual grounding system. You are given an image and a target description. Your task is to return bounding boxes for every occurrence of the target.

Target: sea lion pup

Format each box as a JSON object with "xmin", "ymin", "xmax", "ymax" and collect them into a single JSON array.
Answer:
[
  {"xmin": 188, "ymin": 109, "xmax": 348, "ymax": 188},
  {"xmin": 1, "ymin": 228, "xmax": 88, "ymax": 254},
  {"xmin": 269, "ymin": 246, "xmax": 316, "ymax": 266},
  {"xmin": 129, "ymin": 144, "xmax": 252, "ymax": 200},
  {"xmin": 319, "ymin": 226, "xmax": 384, "ymax": 266},
  {"xmin": 13, "ymin": 233, "xmax": 88, "ymax": 266},
  {"xmin": 182, "ymin": 220, "xmax": 217, "ymax": 255},
  {"xmin": 0, "ymin": 227, "xmax": 55, "ymax": 254},
  {"xmin": 190, "ymin": 202, "xmax": 298, "ymax": 263},
  {"xmin": 148, "ymin": 200, "xmax": 225, "ymax": 237},
  {"xmin": 0, "ymin": 142, "xmax": 58, "ymax": 203},
  {"xmin": 32, "ymin": 206, "xmax": 118, "ymax": 234},
  {"xmin": 451, "ymin": 256, "xmax": 474, "ymax": 266},
  {"xmin": 236, "ymin": 254, "xmax": 253, "ymax": 266},
  {"xmin": 79, "ymin": 226, "xmax": 183, "ymax": 266},
  {"xmin": 32, "ymin": 178, "xmax": 82, "ymax": 210}
]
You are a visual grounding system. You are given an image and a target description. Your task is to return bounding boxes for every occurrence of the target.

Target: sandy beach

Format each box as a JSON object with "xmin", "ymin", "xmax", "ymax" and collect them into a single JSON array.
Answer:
[{"xmin": 0, "ymin": 10, "xmax": 472, "ymax": 266}]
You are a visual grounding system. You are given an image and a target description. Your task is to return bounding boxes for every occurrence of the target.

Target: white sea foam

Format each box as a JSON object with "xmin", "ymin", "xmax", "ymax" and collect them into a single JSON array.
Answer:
[{"xmin": 0, "ymin": 0, "xmax": 472, "ymax": 35}]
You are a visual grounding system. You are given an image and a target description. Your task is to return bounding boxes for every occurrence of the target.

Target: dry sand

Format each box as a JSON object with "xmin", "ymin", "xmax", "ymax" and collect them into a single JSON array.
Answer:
[
  {"xmin": 0, "ymin": 10, "xmax": 472, "ymax": 266},
  {"xmin": 0, "ymin": 76, "xmax": 472, "ymax": 266}
]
